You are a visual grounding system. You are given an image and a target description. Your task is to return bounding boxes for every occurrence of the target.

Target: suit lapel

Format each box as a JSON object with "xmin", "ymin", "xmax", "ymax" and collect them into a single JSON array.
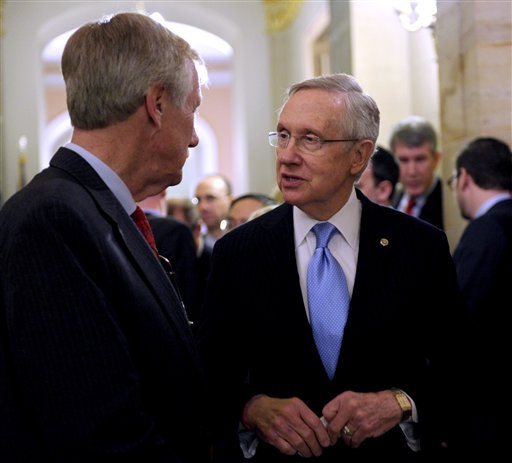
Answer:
[
  {"xmin": 258, "ymin": 205, "xmax": 326, "ymax": 374},
  {"xmin": 50, "ymin": 148, "xmax": 197, "ymax": 351}
]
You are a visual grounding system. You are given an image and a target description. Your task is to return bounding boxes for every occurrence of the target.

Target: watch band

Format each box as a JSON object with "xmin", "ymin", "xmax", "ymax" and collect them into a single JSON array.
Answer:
[{"xmin": 391, "ymin": 388, "xmax": 412, "ymax": 421}]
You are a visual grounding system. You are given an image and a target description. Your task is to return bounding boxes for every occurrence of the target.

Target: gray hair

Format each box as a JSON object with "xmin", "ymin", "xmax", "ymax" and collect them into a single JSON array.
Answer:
[
  {"xmin": 389, "ymin": 115, "xmax": 437, "ymax": 153},
  {"xmin": 62, "ymin": 12, "xmax": 205, "ymax": 130},
  {"xmin": 279, "ymin": 73, "xmax": 380, "ymax": 143}
]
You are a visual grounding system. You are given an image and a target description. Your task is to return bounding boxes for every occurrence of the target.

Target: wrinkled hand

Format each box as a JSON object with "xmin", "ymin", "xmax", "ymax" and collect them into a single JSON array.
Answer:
[
  {"xmin": 322, "ymin": 390, "xmax": 403, "ymax": 448},
  {"xmin": 243, "ymin": 395, "xmax": 331, "ymax": 457}
]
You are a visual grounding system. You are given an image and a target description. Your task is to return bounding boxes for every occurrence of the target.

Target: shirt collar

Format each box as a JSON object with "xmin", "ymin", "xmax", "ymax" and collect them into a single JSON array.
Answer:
[
  {"xmin": 294, "ymin": 187, "xmax": 361, "ymax": 251},
  {"xmin": 475, "ymin": 193, "xmax": 512, "ymax": 218},
  {"xmin": 65, "ymin": 142, "xmax": 135, "ymax": 215},
  {"xmin": 403, "ymin": 176, "xmax": 439, "ymax": 209}
]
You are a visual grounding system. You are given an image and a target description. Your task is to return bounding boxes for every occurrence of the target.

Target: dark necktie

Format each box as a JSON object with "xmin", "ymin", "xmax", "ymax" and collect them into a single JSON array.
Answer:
[
  {"xmin": 405, "ymin": 196, "xmax": 416, "ymax": 215},
  {"xmin": 131, "ymin": 206, "xmax": 159, "ymax": 257},
  {"xmin": 307, "ymin": 222, "xmax": 350, "ymax": 380}
]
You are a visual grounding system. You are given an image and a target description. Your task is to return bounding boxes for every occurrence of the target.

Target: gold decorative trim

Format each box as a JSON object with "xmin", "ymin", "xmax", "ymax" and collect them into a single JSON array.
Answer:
[{"xmin": 264, "ymin": 0, "xmax": 303, "ymax": 33}]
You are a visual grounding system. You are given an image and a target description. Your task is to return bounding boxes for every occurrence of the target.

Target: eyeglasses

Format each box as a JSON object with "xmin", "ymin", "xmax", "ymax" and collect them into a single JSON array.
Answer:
[
  {"xmin": 268, "ymin": 131, "xmax": 359, "ymax": 154},
  {"xmin": 446, "ymin": 170, "xmax": 459, "ymax": 189}
]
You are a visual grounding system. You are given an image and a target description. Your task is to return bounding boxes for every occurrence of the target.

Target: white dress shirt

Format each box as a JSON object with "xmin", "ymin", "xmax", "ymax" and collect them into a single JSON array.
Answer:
[{"xmin": 293, "ymin": 187, "xmax": 361, "ymax": 319}]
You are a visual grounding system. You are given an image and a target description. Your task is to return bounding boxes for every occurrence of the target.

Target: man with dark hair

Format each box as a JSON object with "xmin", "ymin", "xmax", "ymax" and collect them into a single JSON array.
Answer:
[
  {"xmin": 356, "ymin": 146, "xmax": 399, "ymax": 206},
  {"xmin": 227, "ymin": 193, "xmax": 276, "ymax": 230},
  {"xmin": 450, "ymin": 136, "xmax": 512, "ymax": 455}
]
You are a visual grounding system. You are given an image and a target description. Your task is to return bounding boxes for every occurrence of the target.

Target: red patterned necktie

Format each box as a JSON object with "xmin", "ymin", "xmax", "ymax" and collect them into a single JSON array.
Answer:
[
  {"xmin": 131, "ymin": 206, "xmax": 159, "ymax": 257},
  {"xmin": 405, "ymin": 197, "xmax": 416, "ymax": 215}
]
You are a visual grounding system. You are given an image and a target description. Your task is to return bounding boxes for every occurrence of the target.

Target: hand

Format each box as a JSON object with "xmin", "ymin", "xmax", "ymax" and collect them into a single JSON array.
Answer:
[
  {"xmin": 322, "ymin": 390, "xmax": 403, "ymax": 448},
  {"xmin": 243, "ymin": 395, "xmax": 331, "ymax": 457}
]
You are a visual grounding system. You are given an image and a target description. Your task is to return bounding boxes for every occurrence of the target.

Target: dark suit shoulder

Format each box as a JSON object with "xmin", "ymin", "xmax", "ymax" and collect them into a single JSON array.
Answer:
[
  {"xmin": 147, "ymin": 215, "xmax": 191, "ymax": 234},
  {"xmin": 362, "ymin": 193, "xmax": 445, "ymax": 237}
]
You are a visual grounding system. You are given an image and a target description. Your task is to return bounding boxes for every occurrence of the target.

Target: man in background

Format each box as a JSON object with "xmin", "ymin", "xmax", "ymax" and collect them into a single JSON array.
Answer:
[
  {"xmin": 226, "ymin": 193, "xmax": 276, "ymax": 230},
  {"xmin": 390, "ymin": 115, "xmax": 444, "ymax": 229},
  {"xmin": 356, "ymin": 145, "xmax": 399, "ymax": 207},
  {"xmin": 450, "ymin": 136, "xmax": 512, "ymax": 455},
  {"xmin": 193, "ymin": 173, "xmax": 232, "ymax": 251},
  {"xmin": 0, "ymin": 12, "xmax": 210, "ymax": 462}
]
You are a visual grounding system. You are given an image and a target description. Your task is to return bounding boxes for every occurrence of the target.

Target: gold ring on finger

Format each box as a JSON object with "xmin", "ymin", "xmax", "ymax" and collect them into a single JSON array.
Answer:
[{"xmin": 342, "ymin": 425, "xmax": 353, "ymax": 437}]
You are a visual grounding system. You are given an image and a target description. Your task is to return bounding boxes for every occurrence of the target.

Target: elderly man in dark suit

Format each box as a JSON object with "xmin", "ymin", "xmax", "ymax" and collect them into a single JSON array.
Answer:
[
  {"xmin": 199, "ymin": 73, "xmax": 469, "ymax": 461},
  {"xmin": 0, "ymin": 13, "xmax": 210, "ymax": 462},
  {"xmin": 451, "ymin": 136, "xmax": 512, "ymax": 455}
]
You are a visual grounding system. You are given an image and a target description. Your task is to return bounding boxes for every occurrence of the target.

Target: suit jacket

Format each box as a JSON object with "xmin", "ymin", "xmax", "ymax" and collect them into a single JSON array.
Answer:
[
  {"xmin": 199, "ymin": 191, "xmax": 468, "ymax": 461},
  {"xmin": 393, "ymin": 177, "xmax": 444, "ymax": 230},
  {"xmin": 145, "ymin": 213, "xmax": 202, "ymax": 326},
  {"xmin": 453, "ymin": 198, "xmax": 512, "ymax": 453},
  {"xmin": 0, "ymin": 148, "xmax": 209, "ymax": 462}
]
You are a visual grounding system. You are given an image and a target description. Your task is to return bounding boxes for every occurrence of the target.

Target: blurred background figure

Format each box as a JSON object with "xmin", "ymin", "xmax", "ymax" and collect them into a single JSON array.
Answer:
[
  {"xmin": 138, "ymin": 191, "xmax": 201, "ymax": 325},
  {"xmin": 193, "ymin": 173, "xmax": 233, "ymax": 251},
  {"xmin": 390, "ymin": 116, "xmax": 444, "ymax": 229},
  {"xmin": 226, "ymin": 193, "xmax": 276, "ymax": 230},
  {"xmin": 248, "ymin": 203, "xmax": 279, "ymax": 222},
  {"xmin": 450, "ymin": 136, "xmax": 512, "ymax": 455},
  {"xmin": 356, "ymin": 146, "xmax": 399, "ymax": 207},
  {"xmin": 167, "ymin": 194, "xmax": 211, "ymax": 314},
  {"xmin": 167, "ymin": 195, "xmax": 200, "ymax": 227},
  {"xmin": 271, "ymin": 184, "xmax": 285, "ymax": 204}
]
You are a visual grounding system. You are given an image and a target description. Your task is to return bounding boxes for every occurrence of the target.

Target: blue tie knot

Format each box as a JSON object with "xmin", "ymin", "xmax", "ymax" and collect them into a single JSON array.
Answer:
[{"xmin": 312, "ymin": 222, "xmax": 338, "ymax": 249}]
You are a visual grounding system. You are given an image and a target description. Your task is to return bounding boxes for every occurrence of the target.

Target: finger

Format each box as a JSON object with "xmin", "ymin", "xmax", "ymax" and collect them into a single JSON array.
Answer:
[{"xmin": 266, "ymin": 430, "xmax": 299, "ymax": 456}]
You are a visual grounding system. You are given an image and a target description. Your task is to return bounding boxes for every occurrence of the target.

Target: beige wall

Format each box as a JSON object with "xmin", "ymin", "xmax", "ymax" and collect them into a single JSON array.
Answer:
[
  {"xmin": 437, "ymin": 1, "xmax": 512, "ymax": 250},
  {"xmin": 1, "ymin": 0, "xmax": 273, "ymax": 200},
  {"xmin": 1, "ymin": 0, "xmax": 511, "ymax": 253}
]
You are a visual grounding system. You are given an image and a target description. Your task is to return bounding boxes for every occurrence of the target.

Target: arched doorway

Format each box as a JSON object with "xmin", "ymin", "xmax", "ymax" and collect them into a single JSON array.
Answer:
[{"xmin": 40, "ymin": 12, "xmax": 234, "ymax": 198}]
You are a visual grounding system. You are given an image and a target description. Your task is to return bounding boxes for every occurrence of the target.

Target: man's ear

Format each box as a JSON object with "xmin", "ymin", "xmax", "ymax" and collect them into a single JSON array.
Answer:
[
  {"xmin": 145, "ymin": 85, "xmax": 165, "ymax": 128},
  {"xmin": 377, "ymin": 179, "xmax": 393, "ymax": 204},
  {"xmin": 458, "ymin": 167, "xmax": 471, "ymax": 190},
  {"xmin": 351, "ymin": 140, "xmax": 374, "ymax": 176}
]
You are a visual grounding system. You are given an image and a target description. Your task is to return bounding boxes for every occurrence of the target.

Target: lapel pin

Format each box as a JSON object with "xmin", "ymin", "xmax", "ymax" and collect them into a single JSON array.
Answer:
[{"xmin": 379, "ymin": 238, "xmax": 389, "ymax": 246}]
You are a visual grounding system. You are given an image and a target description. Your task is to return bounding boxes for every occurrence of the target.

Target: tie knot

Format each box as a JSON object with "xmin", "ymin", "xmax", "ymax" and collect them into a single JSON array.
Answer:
[
  {"xmin": 312, "ymin": 222, "xmax": 337, "ymax": 249},
  {"xmin": 131, "ymin": 205, "xmax": 146, "ymax": 223}
]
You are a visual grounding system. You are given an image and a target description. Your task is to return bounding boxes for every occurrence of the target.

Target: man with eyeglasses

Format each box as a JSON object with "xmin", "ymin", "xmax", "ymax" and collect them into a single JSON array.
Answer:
[
  {"xmin": 199, "ymin": 73, "xmax": 469, "ymax": 461},
  {"xmin": 450, "ymin": 137, "xmax": 512, "ymax": 455}
]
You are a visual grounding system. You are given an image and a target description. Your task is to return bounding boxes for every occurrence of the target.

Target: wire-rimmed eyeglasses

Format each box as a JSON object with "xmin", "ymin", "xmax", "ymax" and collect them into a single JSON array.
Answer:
[
  {"xmin": 446, "ymin": 170, "xmax": 459, "ymax": 189},
  {"xmin": 268, "ymin": 131, "xmax": 359, "ymax": 154}
]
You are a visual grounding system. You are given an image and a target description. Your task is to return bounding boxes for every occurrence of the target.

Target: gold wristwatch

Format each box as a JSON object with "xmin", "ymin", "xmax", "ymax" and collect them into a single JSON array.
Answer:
[{"xmin": 391, "ymin": 388, "xmax": 412, "ymax": 421}]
